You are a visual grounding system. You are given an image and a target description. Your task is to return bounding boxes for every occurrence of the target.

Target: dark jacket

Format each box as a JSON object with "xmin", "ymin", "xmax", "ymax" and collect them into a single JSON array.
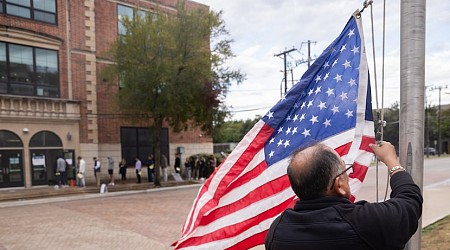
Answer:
[{"xmin": 265, "ymin": 172, "xmax": 423, "ymax": 250}]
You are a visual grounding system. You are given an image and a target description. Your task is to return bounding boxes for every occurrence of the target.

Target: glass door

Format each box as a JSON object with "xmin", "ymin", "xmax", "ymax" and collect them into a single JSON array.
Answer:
[{"xmin": 0, "ymin": 150, "xmax": 24, "ymax": 188}]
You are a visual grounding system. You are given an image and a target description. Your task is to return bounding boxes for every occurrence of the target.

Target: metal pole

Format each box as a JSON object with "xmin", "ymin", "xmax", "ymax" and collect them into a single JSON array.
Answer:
[
  {"xmin": 438, "ymin": 87, "xmax": 442, "ymax": 157},
  {"xmin": 307, "ymin": 40, "xmax": 311, "ymax": 67},
  {"xmin": 400, "ymin": 0, "xmax": 426, "ymax": 249}
]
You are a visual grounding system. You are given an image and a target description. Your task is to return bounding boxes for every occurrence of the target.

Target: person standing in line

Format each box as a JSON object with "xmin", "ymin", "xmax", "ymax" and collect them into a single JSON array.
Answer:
[
  {"xmin": 107, "ymin": 156, "xmax": 115, "ymax": 186},
  {"xmin": 198, "ymin": 156, "xmax": 206, "ymax": 180},
  {"xmin": 56, "ymin": 155, "xmax": 67, "ymax": 187},
  {"xmin": 184, "ymin": 157, "xmax": 192, "ymax": 181},
  {"xmin": 135, "ymin": 156, "xmax": 142, "ymax": 183},
  {"xmin": 161, "ymin": 154, "xmax": 168, "ymax": 182},
  {"xmin": 77, "ymin": 156, "xmax": 86, "ymax": 187},
  {"xmin": 93, "ymin": 157, "xmax": 101, "ymax": 187},
  {"xmin": 174, "ymin": 153, "xmax": 181, "ymax": 174},
  {"xmin": 146, "ymin": 154, "xmax": 155, "ymax": 183},
  {"xmin": 119, "ymin": 158, "xmax": 127, "ymax": 182}
]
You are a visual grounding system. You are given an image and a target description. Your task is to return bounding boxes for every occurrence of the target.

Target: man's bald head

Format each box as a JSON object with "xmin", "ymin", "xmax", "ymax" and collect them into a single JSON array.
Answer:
[{"xmin": 287, "ymin": 144, "xmax": 342, "ymax": 199}]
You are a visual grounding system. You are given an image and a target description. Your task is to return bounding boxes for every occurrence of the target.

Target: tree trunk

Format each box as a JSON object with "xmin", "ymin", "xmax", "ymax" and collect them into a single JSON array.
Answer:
[{"xmin": 152, "ymin": 116, "xmax": 163, "ymax": 187}]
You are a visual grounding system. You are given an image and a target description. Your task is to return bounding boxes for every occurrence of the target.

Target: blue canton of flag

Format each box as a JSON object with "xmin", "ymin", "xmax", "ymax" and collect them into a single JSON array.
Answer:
[{"xmin": 264, "ymin": 16, "xmax": 369, "ymax": 166}]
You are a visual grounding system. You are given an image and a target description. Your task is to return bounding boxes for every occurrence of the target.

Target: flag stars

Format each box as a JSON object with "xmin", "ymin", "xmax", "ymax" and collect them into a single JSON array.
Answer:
[
  {"xmin": 334, "ymin": 73, "xmax": 342, "ymax": 82},
  {"xmin": 342, "ymin": 60, "xmax": 351, "ymax": 69},
  {"xmin": 292, "ymin": 127, "xmax": 298, "ymax": 135},
  {"xmin": 323, "ymin": 61, "xmax": 330, "ymax": 68},
  {"xmin": 277, "ymin": 127, "xmax": 283, "ymax": 133},
  {"xmin": 269, "ymin": 150, "xmax": 275, "ymax": 158},
  {"xmin": 323, "ymin": 119, "xmax": 332, "ymax": 128},
  {"xmin": 307, "ymin": 101, "xmax": 313, "ymax": 108},
  {"xmin": 301, "ymin": 102, "xmax": 306, "ymax": 109},
  {"xmin": 317, "ymin": 101, "xmax": 327, "ymax": 110},
  {"xmin": 348, "ymin": 78, "xmax": 356, "ymax": 87},
  {"xmin": 326, "ymin": 87, "xmax": 335, "ymax": 96},
  {"xmin": 315, "ymin": 75, "xmax": 322, "ymax": 83},
  {"xmin": 283, "ymin": 140, "xmax": 290, "ymax": 148},
  {"xmin": 310, "ymin": 115, "xmax": 319, "ymax": 124},
  {"xmin": 331, "ymin": 105, "xmax": 339, "ymax": 114},
  {"xmin": 351, "ymin": 46, "xmax": 360, "ymax": 55},
  {"xmin": 345, "ymin": 109, "xmax": 354, "ymax": 118},
  {"xmin": 277, "ymin": 139, "xmax": 284, "ymax": 147},
  {"xmin": 266, "ymin": 111, "xmax": 274, "ymax": 119},
  {"xmin": 324, "ymin": 73, "xmax": 329, "ymax": 80},
  {"xmin": 340, "ymin": 44, "xmax": 347, "ymax": 53},
  {"xmin": 332, "ymin": 59, "xmax": 338, "ymax": 67},
  {"xmin": 339, "ymin": 92, "xmax": 348, "ymax": 100},
  {"xmin": 285, "ymin": 127, "xmax": 292, "ymax": 135},
  {"xmin": 347, "ymin": 29, "xmax": 355, "ymax": 38},
  {"xmin": 293, "ymin": 114, "xmax": 299, "ymax": 122},
  {"xmin": 315, "ymin": 87, "xmax": 321, "ymax": 94},
  {"xmin": 302, "ymin": 128, "xmax": 311, "ymax": 137},
  {"xmin": 269, "ymin": 137, "xmax": 275, "ymax": 144},
  {"xmin": 286, "ymin": 115, "xmax": 291, "ymax": 121},
  {"xmin": 299, "ymin": 113, "xmax": 306, "ymax": 122},
  {"xmin": 308, "ymin": 89, "xmax": 314, "ymax": 96}
]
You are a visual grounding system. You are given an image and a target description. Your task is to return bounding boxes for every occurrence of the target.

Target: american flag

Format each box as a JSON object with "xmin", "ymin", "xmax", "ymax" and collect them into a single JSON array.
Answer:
[{"xmin": 174, "ymin": 15, "xmax": 375, "ymax": 250}]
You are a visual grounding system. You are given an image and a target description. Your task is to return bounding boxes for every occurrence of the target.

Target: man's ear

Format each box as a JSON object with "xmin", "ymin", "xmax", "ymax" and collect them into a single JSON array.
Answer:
[{"xmin": 332, "ymin": 177, "xmax": 348, "ymax": 197}]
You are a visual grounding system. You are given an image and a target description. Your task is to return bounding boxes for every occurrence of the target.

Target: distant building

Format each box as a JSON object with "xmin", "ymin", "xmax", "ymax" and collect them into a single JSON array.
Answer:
[{"xmin": 0, "ymin": 0, "xmax": 212, "ymax": 188}]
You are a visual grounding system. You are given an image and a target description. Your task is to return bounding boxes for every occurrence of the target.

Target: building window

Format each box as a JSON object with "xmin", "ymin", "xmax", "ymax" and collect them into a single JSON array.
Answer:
[
  {"xmin": 0, "ymin": 0, "xmax": 57, "ymax": 24},
  {"xmin": 117, "ymin": 4, "xmax": 148, "ymax": 35},
  {"xmin": 0, "ymin": 42, "xmax": 59, "ymax": 97}
]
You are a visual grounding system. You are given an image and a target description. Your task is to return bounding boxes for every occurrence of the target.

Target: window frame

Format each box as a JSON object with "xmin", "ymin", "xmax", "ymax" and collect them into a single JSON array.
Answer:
[
  {"xmin": 0, "ymin": 41, "xmax": 60, "ymax": 98},
  {"xmin": 0, "ymin": 0, "xmax": 57, "ymax": 25}
]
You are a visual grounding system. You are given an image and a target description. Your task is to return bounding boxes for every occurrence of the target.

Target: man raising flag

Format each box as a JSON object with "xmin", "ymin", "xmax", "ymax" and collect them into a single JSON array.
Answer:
[{"xmin": 174, "ymin": 12, "xmax": 376, "ymax": 249}]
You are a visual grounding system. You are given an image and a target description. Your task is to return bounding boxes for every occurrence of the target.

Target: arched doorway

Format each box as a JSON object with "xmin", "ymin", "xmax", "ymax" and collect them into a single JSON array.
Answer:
[
  {"xmin": 29, "ymin": 131, "xmax": 63, "ymax": 186},
  {"xmin": 0, "ymin": 130, "xmax": 24, "ymax": 188}
]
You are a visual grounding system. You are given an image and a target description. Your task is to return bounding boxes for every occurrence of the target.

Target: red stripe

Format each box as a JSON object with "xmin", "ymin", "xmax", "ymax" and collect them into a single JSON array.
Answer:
[
  {"xmin": 194, "ymin": 174, "xmax": 291, "ymax": 227},
  {"xmin": 182, "ymin": 123, "xmax": 274, "ymax": 236},
  {"xmin": 226, "ymin": 230, "xmax": 268, "ymax": 250},
  {"xmin": 176, "ymin": 197, "xmax": 294, "ymax": 249},
  {"xmin": 360, "ymin": 136, "xmax": 375, "ymax": 152},
  {"xmin": 349, "ymin": 162, "xmax": 369, "ymax": 182}
]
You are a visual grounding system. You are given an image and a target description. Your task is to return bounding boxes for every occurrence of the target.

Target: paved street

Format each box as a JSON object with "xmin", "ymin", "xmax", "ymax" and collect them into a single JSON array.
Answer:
[{"xmin": 0, "ymin": 157, "xmax": 449, "ymax": 250}]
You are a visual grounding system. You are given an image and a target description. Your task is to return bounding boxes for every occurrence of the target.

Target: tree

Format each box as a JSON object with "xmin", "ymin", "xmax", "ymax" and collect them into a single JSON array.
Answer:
[
  {"xmin": 213, "ymin": 117, "xmax": 259, "ymax": 143},
  {"xmin": 103, "ymin": 2, "xmax": 244, "ymax": 186}
]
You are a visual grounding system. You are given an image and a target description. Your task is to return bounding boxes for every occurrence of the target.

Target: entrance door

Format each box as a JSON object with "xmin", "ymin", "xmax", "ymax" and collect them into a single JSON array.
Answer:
[
  {"xmin": 0, "ymin": 150, "xmax": 24, "ymax": 188},
  {"xmin": 30, "ymin": 149, "xmax": 63, "ymax": 186}
]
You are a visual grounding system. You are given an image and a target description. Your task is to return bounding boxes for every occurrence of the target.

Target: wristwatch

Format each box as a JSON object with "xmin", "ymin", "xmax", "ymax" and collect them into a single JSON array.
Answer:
[{"xmin": 389, "ymin": 165, "xmax": 406, "ymax": 176}]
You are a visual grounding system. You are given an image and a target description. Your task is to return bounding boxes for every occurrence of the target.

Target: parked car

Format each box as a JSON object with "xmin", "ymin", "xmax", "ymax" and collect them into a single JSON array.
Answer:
[{"xmin": 424, "ymin": 147, "xmax": 437, "ymax": 155}]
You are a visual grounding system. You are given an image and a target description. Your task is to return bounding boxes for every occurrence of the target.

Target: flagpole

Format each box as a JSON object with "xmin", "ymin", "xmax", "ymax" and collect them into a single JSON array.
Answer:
[{"xmin": 399, "ymin": 0, "xmax": 426, "ymax": 249}]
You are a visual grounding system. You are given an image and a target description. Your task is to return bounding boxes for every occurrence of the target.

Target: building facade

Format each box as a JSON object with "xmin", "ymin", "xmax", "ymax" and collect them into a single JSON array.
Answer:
[{"xmin": 0, "ymin": 0, "xmax": 212, "ymax": 188}]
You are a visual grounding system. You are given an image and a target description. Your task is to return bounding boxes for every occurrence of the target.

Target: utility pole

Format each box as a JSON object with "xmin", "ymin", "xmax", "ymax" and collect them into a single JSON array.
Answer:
[
  {"xmin": 400, "ymin": 0, "xmax": 425, "ymax": 249},
  {"xmin": 429, "ymin": 85, "xmax": 448, "ymax": 156},
  {"xmin": 275, "ymin": 48, "xmax": 296, "ymax": 95},
  {"xmin": 300, "ymin": 40, "xmax": 317, "ymax": 67}
]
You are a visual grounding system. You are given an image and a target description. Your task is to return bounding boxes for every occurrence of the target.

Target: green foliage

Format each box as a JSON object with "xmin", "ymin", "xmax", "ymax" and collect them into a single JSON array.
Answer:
[
  {"xmin": 213, "ymin": 117, "xmax": 259, "ymax": 143},
  {"xmin": 103, "ymin": 2, "xmax": 244, "ymax": 134}
]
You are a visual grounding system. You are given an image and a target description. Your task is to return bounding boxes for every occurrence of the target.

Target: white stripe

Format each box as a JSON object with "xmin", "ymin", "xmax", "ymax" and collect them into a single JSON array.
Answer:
[
  {"xmin": 179, "ymin": 216, "xmax": 278, "ymax": 250},
  {"xmin": 219, "ymin": 156, "xmax": 288, "ymax": 207},
  {"xmin": 178, "ymin": 187, "xmax": 295, "ymax": 247},
  {"xmin": 182, "ymin": 120, "xmax": 266, "ymax": 235}
]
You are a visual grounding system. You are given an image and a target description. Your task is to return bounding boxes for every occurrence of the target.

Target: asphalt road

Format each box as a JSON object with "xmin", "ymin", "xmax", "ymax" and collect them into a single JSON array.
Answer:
[{"xmin": 0, "ymin": 157, "xmax": 449, "ymax": 250}]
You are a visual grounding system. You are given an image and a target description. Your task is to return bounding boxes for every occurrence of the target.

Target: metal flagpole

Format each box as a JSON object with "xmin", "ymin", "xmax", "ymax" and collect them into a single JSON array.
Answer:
[{"xmin": 400, "ymin": 0, "xmax": 426, "ymax": 249}]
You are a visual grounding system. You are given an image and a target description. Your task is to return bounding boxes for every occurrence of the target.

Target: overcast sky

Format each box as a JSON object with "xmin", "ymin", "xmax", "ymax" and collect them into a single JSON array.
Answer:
[{"xmin": 195, "ymin": 0, "xmax": 450, "ymax": 121}]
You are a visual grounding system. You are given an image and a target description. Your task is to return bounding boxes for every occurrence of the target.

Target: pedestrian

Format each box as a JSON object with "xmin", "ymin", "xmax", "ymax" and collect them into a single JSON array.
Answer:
[
  {"xmin": 56, "ymin": 155, "xmax": 67, "ymax": 187},
  {"xmin": 193, "ymin": 156, "xmax": 199, "ymax": 180},
  {"xmin": 208, "ymin": 154, "xmax": 217, "ymax": 178},
  {"xmin": 119, "ymin": 158, "xmax": 127, "ymax": 182},
  {"xmin": 77, "ymin": 156, "xmax": 86, "ymax": 187},
  {"xmin": 264, "ymin": 141, "xmax": 423, "ymax": 250},
  {"xmin": 184, "ymin": 157, "xmax": 192, "ymax": 181},
  {"xmin": 161, "ymin": 154, "xmax": 168, "ymax": 182},
  {"xmin": 107, "ymin": 156, "xmax": 115, "ymax": 186},
  {"xmin": 93, "ymin": 157, "xmax": 101, "ymax": 187},
  {"xmin": 135, "ymin": 156, "xmax": 142, "ymax": 183},
  {"xmin": 174, "ymin": 153, "xmax": 181, "ymax": 174},
  {"xmin": 198, "ymin": 156, "xmax": 205, "ymax": 180},
  {"xmin": 146, "ymin": 154, "xmax": 155, "ymax": 183}
]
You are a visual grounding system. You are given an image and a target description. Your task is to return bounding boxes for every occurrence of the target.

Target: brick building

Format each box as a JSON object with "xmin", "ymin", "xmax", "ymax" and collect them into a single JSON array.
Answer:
[{"xmin": 0, "ymin": 0, "xmax": 212, "ymax": 188}]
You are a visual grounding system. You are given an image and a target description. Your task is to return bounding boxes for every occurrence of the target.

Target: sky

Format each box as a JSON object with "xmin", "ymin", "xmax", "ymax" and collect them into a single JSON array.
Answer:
[{"xmin": 194, "ymin": 0, "xmax": 450, "ymax": 121}]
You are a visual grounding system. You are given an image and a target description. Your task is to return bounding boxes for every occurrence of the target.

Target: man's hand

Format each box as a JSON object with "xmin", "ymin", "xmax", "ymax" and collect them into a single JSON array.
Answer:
[{"xmin": 369, "ymin": 141, "xmax": 401, "ymax": 168}]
